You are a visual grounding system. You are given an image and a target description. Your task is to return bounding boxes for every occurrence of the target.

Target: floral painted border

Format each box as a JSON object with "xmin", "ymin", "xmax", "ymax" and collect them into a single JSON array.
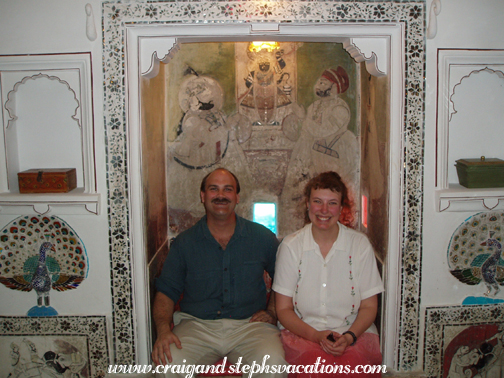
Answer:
[
  {"xmin": 424, "ymin": 304, "xmax": 504, "ymax": 377},
  {"xmin": 102, "ymin": 0, "xmax": 425, "ymax": 371},
  {"xmin": 0, "ymin": 315, "xmax": 108, "ymax": 378}
]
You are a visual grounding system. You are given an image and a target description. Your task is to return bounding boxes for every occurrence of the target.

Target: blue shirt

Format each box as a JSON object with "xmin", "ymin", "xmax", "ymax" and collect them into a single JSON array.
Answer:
[{"xmin": 156, "ymin": 215, "xmax": 279, "ymax": 320}]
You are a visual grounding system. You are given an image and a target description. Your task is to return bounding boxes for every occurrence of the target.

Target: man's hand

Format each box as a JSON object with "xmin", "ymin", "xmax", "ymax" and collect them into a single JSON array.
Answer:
[
  {"xmin": 151, "ymin": 329, "xmax": 182, "ymax": 366},
  {"xmin": 249, "ymin": 309, "xmax": 277, "ymax": 325}
]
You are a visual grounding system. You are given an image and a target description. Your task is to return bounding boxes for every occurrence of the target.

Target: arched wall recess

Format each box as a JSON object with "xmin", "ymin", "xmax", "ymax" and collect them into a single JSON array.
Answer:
[
  {"xmin": 449, "ymin": 67, "xmax": 504, "ymax": 122},
  {"xmin": 4, "ymin": 74, "xmax": 84, "ymax": 198},
  {"xmin": 435, "ymin": 49, "xmax": 504, "ymax": 212},
  {"xmin": 0, "ymin": 53, "xmax": 100, "ymax": 215},
  {"xmin": 125, "ymin": 21, "xmax": 406, "ymax": 369},
  {"xmin": 5, "ymin": 73, "xmax": 81, "ymax": 129}
]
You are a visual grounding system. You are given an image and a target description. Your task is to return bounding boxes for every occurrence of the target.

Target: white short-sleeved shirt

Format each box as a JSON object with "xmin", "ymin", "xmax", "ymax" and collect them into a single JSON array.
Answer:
[{"xmin": 273, "ymin": 223, "xmax": 384, "ymax": 335}]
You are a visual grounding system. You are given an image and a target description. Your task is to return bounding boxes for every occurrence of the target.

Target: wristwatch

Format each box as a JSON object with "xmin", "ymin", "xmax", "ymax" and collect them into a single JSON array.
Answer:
[{"xmin": 342, "ymin": 330, "xmax": 357, "ymax": 346}]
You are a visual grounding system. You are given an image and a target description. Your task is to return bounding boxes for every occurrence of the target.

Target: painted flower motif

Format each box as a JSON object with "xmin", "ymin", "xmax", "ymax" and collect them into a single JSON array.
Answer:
[
  {"xmin": 111, "ymin": 188, "xmax": 125, "ymax": 205},
  {"xmin": 430, "ymin": 311, "xmax": 441, "ymax": 323},
  {"xmin": 183, "ymin": 5, "xmax": 197, "ymax": 18},
  {"xmin": 407, "ymin": 120, "xmax": 420, "ymax": 133},
  {"xmin": 110, "ymin": 155, "xmax": 123, "ymax": 169},
  {"xmin": 408, "ymin": 194, "xmax": 419, "ymax": 207},
  {"xmin": 59, "ymin": 320, "xmax": 72, "ymax": 331},
  {"xmin": 409, "ymin": 45, "xmax": 422, "ymax": 58},
  {"xmin": 220, "ymin": 5, "xmax": 234, "ymax": 17},
  {"xmin": 89, "ymin": 322, "xmax": 100, "ymax": 333},
  {"xmin": 491, "ymin": 307, "xmax": 502, "ymax": 319},
  {"xmin": 110, "ymin": 6, "xmax": 120, "ymax": 21},
  {"xmin": 146, "ymin": 5, "xmax": 158, "ymax": 19},
  {"xmin": 113, "ymin": 228, "xmax": 126, "ymax": 240},
  {"xmin": 2, "ymin": 321, "xmax": 14, "ymax": 332},
  {"xmin": 408, "ymin": 157, "xmax": 421, "ymax": 171},
  {"xmin": 109, "ymin": 118, "xmax": 121, "ymax": 130},
  {"xmin": 92, "ymin": 349, "xmax": 104, "ymax": 360},
  {"xmin": 403, "ymin": 328, "xmax": 415, "ymax": 341},
  {"xmin": 409, "ymin": 6, "xmax": 422, "ymax": 20},
  {"xmin": 108, "ymin": 80, "xmax": 120, "ymax": 93},
  {"xmin": 408, "ymin": 82, "xmax": 421, "ymax": 96},
  {"xmin": 299, "ymin": 5, "xmax": 311, "ymax": 18},
  {"xmin": 114, "ymin": 263, "xmax": 127, "ymax": 275},
  {"xmin": 426, "ymin": 342, "xmax": 439, "ymax": 356},
  {"xmin": 373, "ymin": 5, "xmax": 386, "ymax": 19},
  {"xmin": 30, "ymin": 321, "xmax": 41, "ymax": 332},
  {"xmin": 459, "ymin": 310, "xmax": 472, "ymax": 322},
  {"xmin": 116, "ymin": 297, "xmax": 128, "ymax": 310},
  {"xmin": 336, "ymin": 5, "xmax": 349, "ymax": 19},
  {"xmin": 118, "ymin": 332, "xmax": 130, "ymax": 342},
  {"xmin": 405, "ymin": 296, "xmax": 416, "ymax": 309},
  {"xmin": 259, "ymin": 4, "xmax": 273, "ymax": 18},
  {"xmin": 407, "ymin": 230, "xmax": 419, "ymax": 242},
  {"xmin": 405, "ymin": 263, "xmax": 418, "ymax": 275}
]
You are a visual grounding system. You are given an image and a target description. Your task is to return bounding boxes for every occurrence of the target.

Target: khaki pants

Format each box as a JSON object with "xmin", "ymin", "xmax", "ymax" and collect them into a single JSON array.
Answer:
[{"xmin": 159, "ymin": 312, "xmax": 288, "ymax": 378}]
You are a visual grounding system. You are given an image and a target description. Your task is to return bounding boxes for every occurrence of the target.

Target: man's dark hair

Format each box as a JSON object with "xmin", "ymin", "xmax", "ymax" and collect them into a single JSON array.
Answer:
[{"xmin": 200, "ymin": 168, "xmax": 241, "ymax": 194}]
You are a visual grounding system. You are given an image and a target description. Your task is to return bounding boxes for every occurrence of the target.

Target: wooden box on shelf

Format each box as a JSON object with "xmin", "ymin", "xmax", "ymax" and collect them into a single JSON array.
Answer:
[
  {"xmin": 18, "ymin": 168, "xmax": 77, "ymax": 193},
  {"xmin": 455, "ymin": 157, "xmax": 504, "ymax": 188}
]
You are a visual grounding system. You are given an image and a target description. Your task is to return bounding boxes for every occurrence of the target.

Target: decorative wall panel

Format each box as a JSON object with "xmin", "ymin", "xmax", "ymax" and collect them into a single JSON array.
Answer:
[
  {"xmin": 424, "ymin": 305, "xmax": 504, "ymax": 378},
  {"xmin": 0, "ymin": 315, "xmax": 108, "ymax": 378},
  {"xmin": 102, "ymin": 0, "xmax": 425, "ymax": 371}
]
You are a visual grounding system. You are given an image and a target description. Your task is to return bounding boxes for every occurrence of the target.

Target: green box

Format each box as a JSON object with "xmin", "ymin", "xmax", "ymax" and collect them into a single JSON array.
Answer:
[{"xmin": 455, "ymin": 157, "xmax": 504, "ymax": 188}]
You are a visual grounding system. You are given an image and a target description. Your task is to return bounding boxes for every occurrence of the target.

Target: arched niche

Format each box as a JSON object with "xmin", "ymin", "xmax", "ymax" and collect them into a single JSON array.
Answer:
[
  {"xmin": 5, "ymin": 74, "xmax": 83, "ymax": 188},
  {"xmin": 0, "ymin": 53, "xmax": 99, "ymax": 215},
  {"xmin": 123, "ymin": 21, "xmax": 407, "ymax": 370}
]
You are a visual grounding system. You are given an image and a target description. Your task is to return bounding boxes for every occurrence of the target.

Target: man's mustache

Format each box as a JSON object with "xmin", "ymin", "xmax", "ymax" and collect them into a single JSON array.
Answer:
[{"xmin": 212, "ymin": 198, "xmax": 231, "ymax": 204}]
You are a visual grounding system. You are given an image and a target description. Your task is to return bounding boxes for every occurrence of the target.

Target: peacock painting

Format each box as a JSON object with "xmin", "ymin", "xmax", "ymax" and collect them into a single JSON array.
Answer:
[
  {"xmin": 0, "ymin": 215, "xmax": 88, "ymax": 316},
  {"xmin": 448, "ymin": 211, "xmax": 504, "ymax": 300}
]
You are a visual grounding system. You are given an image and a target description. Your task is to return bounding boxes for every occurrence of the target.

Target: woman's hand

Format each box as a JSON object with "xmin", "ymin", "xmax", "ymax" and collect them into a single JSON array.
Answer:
[{"xmin": 319, "ymin": 331, "xmax": 352, "ymax": 356}]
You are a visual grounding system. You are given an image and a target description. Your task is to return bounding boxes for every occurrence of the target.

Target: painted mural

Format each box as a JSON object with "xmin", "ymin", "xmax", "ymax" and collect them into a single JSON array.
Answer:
[
  {"xmin": 0, "ymin": 215, "xmax": 88, "ymax": 316},
  {"xmin": 443, "ymin": 324, "xmax": 504, "ymax": 378},
  {"xmin": 165, "ymin": 41, "xmax": 360, "ymax": 238},
  {"xmin": 1, "ymin": 335, "xmax": 89, "ymax": 378},
  {"xmin": 448, "ymin": 211, "xmax": 504, "ymax": 304}
]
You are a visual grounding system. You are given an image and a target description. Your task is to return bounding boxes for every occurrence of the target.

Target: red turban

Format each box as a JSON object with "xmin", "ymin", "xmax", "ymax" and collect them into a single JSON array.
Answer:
[{"xmin": 321, "ymin": 66, "xmax": 349, "ymax": 94}]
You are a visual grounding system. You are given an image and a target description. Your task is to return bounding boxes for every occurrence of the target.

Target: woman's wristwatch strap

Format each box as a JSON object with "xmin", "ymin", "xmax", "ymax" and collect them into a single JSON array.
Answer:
[{"xmin": 342, "ymin": 330, "xmax": 357, "ymax": 346}]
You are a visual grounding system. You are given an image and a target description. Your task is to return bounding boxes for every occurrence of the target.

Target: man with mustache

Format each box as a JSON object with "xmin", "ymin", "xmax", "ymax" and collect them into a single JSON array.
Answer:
[{"xmin": 152, "ymin": 168, "xmax": 287, "ymax": 377}]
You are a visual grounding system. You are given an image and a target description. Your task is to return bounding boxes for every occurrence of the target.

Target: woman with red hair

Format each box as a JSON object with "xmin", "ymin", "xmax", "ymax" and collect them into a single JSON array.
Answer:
[{"xmin": 273, "ymin": 171, "xmax": 383, "ymax": 377}]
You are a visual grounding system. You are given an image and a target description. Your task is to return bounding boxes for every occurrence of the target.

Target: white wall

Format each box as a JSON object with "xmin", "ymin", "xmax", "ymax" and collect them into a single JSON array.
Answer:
[
  {"xmin": 422, "ymin": 0, "xmax": 504, "ymax": 307},
  {"xmin": 0, "ymin": 0, "xmax": 112, "ymax": 317}
]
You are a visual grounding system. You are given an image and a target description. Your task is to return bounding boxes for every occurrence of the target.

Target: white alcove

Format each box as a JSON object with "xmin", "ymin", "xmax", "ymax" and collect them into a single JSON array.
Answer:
[
  {"xmin": 436, "ymin": 49, "xmax": 504, "ymax": 212},
  {"xmin": 0, "ymin": 53, "xmax": 99, "ymax": 215}
]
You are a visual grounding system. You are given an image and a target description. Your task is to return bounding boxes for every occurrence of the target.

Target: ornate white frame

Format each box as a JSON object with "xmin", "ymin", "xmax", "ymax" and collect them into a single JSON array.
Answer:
[{"xmin": 102, "ymin": 1, "xmax": 425, "ymax": 372}]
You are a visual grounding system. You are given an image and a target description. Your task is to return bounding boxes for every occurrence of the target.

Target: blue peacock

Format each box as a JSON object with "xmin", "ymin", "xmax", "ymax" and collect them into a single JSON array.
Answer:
[
  {"xmin": 448, "ymin": 212, "xmax": 504, "ymax": 298},
  {"xmin": 0, "ymin": 215, "xmax": 88, "ymax": 316}
]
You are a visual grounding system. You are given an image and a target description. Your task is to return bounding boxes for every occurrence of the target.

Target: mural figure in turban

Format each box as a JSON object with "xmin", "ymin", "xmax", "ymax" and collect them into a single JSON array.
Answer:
[
  {"xmin": 279, "ymin": 66, "xmax": 359, "ymax": 235},
  {"xmin": 173, "ymin": 75, "xmax": 230, "ymax": 169}
]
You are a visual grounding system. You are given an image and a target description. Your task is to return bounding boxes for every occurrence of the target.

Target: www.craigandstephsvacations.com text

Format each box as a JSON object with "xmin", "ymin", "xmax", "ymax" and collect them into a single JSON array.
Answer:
[{"xmin": 108, "ymin": 355, "xmax": 387, "ymax": 376}]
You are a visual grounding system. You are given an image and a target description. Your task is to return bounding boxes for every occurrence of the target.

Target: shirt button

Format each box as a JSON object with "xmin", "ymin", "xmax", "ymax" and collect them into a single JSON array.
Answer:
[
  {"xmin": 322, "ymin": 283, "xmax": 327, "ymax": 287},
  {"xmin": 224, "ymin": 289, "xmax": 228, "ymax": 292},
  {"xmin": 322, "ymin": 303, "xmax": 326, "ymax": 306},
  {"xmin": 217, "ymin": 311, "xmax": 221, "ymax": 315},
  {"xmin": 224, "ymin": 268, "xmax": 228, "ymax": 271},
  {"xmin": 324, "ymin": 264, "xmax": 327, "ymax": 267}
]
